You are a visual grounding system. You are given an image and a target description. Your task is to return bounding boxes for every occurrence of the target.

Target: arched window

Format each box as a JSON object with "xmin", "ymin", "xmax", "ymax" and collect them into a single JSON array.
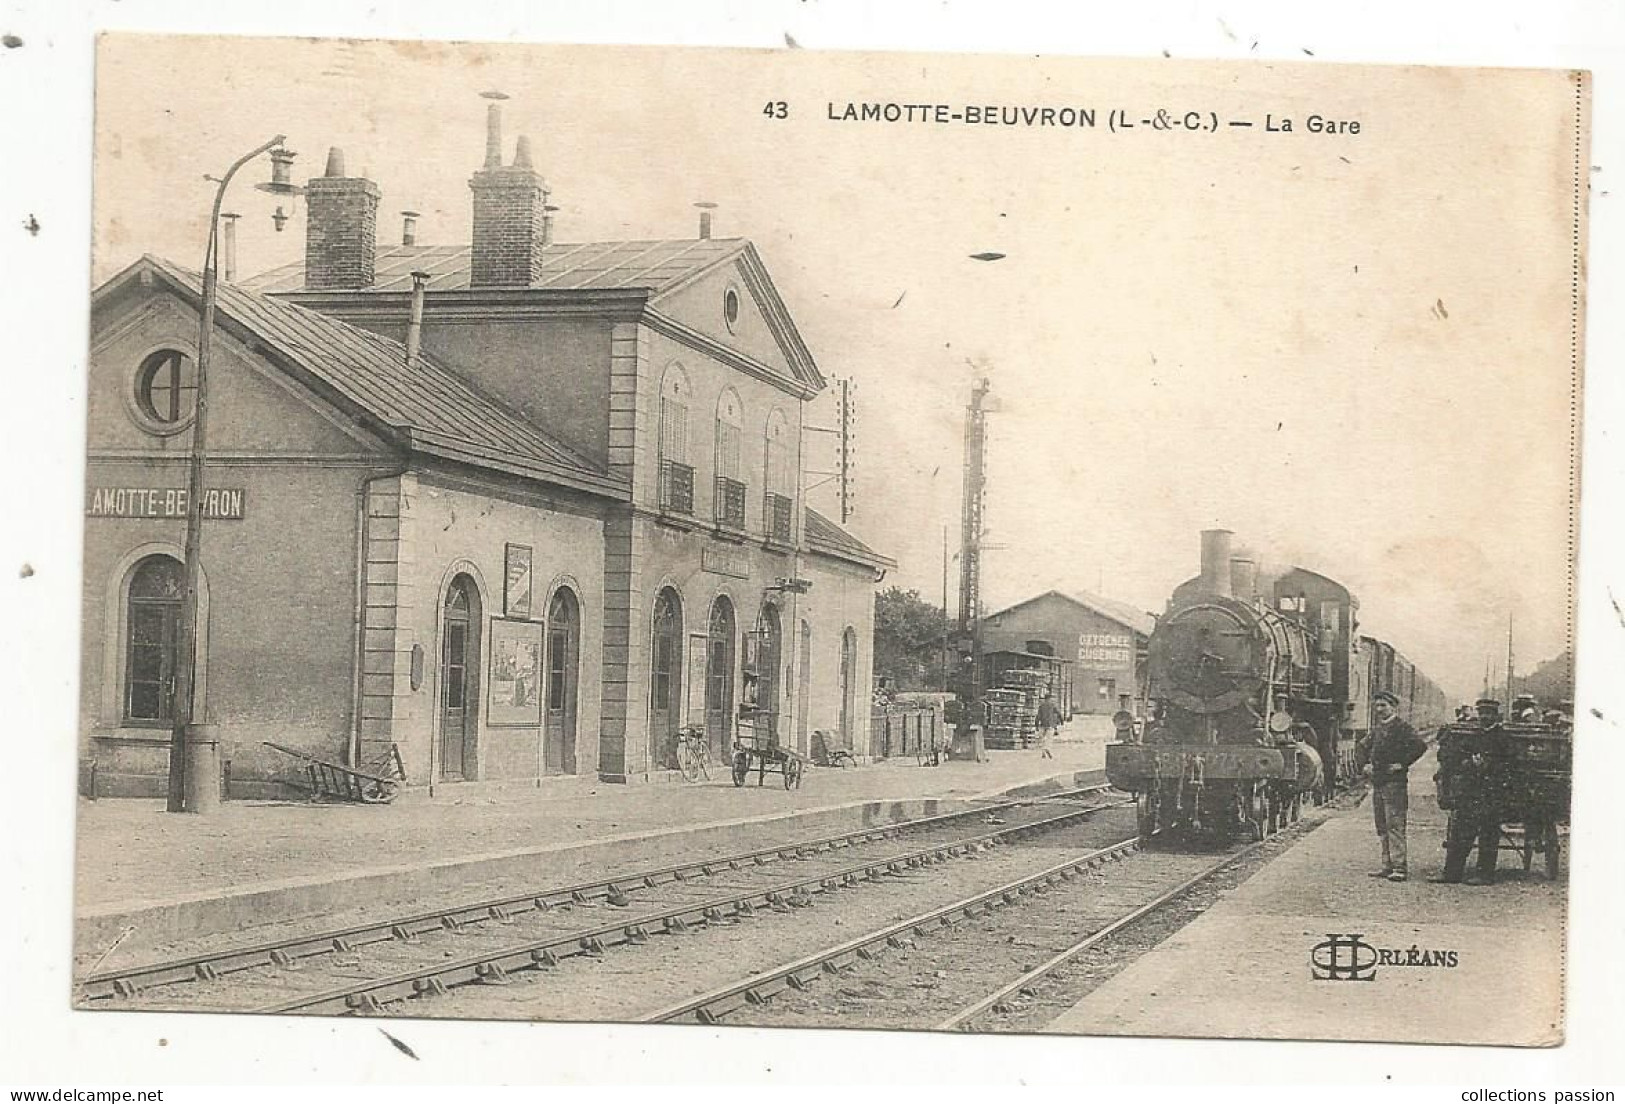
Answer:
[
  {"xmin": 764, "ymin": 408, "xmax": 792, "ymax": 542},
  {"xmin": 124, "ymin": 555, "xmax": 184, "ymax": 724},
  {"xmin": 658, "ymin": 363, "xmax": 693, "ymax": 513},
  {"xmin": 650, "ymin": 587, "xmax": 684, "ymax": 768},
  {"xmin": 544, "ymin": 587, "xmax": 580, "ymax": 776},
  {"xmin": 439, "ymin": 574, "xmax": 482, "ymax": 782},
  {"xmin": 840, "ymin": 626, "xmax": 859, "ymax": 745},
  {"xmin": 714, "ymin": 388, "xmax": 746, "ymax": 528},
  {"xmin": 705, "ymin": 596, "xmax": 737, "ymax": 760}
]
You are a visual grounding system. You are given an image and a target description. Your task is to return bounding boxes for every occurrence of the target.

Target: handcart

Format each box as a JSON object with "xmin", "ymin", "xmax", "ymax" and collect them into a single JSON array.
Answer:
[
  {"xmin": 731, "ymin": 710, "xmax": 804, "ymax": 789},
  {"xmin": 1493, "ymin": 722, "xmax": 1571, "ymax": 879},
  {"xmin": 1436, "ymin": 721, "xmax": 1570, "ymax": 879}
]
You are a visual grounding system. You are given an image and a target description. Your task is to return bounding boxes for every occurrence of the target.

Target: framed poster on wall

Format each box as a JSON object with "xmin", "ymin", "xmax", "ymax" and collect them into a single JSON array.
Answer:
[
  {"xmin": 488, "ymin": 618, "xmax": 544, "ymax": 727},
  {"xmin": 504, "ymin": 543, "xmax": 533, "ymax": 618}
]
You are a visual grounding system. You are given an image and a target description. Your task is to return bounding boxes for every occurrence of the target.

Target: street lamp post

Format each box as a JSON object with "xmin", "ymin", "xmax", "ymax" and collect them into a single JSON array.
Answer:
[{"xmin": 165, "ymin": 135, "xmax": 299, "ymax": 813}]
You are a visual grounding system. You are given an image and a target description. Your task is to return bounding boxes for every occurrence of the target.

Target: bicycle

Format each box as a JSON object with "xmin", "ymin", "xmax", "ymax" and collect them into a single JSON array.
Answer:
[{"xmin": 676, "ymin": 724, "xmax": 711, "ymax": 782}]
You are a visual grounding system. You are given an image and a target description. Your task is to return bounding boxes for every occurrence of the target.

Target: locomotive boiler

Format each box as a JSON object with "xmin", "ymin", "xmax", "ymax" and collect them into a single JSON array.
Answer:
[{"xmin": 1107, "ymin": 529, "xmax": 1338, "ymax": 841}]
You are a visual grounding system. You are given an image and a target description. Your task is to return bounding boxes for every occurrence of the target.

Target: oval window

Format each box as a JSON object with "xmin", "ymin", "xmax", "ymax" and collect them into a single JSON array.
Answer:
[
  {"xmin": 723, "ymin": 287, "xmax": 741, "ymax": 333},
  {"xmin": 134, "ymin": 349, "xmax": 198, "ymax": 429}
]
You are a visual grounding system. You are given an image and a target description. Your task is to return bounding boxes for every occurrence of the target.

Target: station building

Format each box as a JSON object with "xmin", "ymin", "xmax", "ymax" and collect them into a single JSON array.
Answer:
[
  {"xmin": 980, "ymin": 590, "xmax": 1155, "ymax": 715},
  {"xmin": 81, "ymin": 120, "xmax": 891, "ymax": 797}
]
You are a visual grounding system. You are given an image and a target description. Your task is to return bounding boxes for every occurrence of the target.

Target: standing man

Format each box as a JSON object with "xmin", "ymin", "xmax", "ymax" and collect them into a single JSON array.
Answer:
[
  {"xmin": 1431, "ymin": 698, "xmax": 1506, "ymax": 885},
  {"xmin": 1035, "ymin": 693, "xmax": 1060, "ymax": 759},
  {"xmin": 1362, "ymin": 690, "xmax": 1429, "ymax": 882}
]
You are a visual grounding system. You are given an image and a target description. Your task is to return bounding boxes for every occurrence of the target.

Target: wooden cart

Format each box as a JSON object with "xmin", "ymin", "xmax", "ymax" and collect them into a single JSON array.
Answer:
[
  {"xmin": 1436, "ymin": 722, "xmax": 1571, "ymax": 879},
  {"xmin": 730, "ymin": 710, "xmax": 804, "ymax": 789}
]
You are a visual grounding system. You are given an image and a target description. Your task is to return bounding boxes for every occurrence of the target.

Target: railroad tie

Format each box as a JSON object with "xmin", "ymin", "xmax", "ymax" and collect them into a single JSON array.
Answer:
[{"xmin": 347, "ymin": 992, "xmax": 383, "ymax": 1014}]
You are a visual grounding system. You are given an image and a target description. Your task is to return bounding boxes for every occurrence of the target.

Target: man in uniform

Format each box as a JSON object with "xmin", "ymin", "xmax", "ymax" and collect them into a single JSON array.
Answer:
[
  {"xmin": 1362, "ymin": 690, "xmax": 1429, "ymax": 882},
  {"xmin": 1430, "ymin": 697, "xmax": 1506, "ymax": 885}
]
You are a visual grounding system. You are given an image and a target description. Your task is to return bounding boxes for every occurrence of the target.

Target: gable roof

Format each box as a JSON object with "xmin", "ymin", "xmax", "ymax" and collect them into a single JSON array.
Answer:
[
  {"xmin": 94, "ymin": 255, "xmax": 628, "ymax": 499},
  {"xmin": 805, "ymin": 507, "xmax": 895, "ymax": 571},
  {"xmin": 241, "ymin": 238, "xmax": 826, "ymax": 393},
  {"xmin": 984, "ymin": 589, "xmax": 1157, "ymax": 638}
]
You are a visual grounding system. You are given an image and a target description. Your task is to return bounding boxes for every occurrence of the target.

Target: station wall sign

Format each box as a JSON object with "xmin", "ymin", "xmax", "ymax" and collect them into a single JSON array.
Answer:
[
  {"xmin": 701, "ymin": 546, "xmax": 751, "ymax": 579},
  {"xmin": 85, "ymin": 486, "xmax": 246, "ymax": 520},
  {"xmin": 1077, "ymin": 631, "xmax": 1133, "ymax": 667}
]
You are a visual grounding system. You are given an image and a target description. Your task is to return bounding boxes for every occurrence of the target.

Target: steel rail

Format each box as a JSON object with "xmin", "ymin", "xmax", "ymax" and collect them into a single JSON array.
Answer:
[
  {"xmin": 83, "ymin": 783, "xmax": 1112, "ymax": 1002},
  {"xmin": 639, "ymin": 835, "xmax": 1145, "ymax": 1024},
  {"xmin": 254, "ymin": 797, "xmax": 1131, "ymax": 1016},
  {"xmin": 934, "ymin": 835, "xmax": 1273, "ymax": 1031}
]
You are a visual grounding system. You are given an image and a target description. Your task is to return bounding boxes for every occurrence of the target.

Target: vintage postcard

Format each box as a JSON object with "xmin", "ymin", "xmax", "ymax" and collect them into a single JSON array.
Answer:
[{"xmin": 73, "ymin": 33, "xmax": 1585, "ymax": 1049}]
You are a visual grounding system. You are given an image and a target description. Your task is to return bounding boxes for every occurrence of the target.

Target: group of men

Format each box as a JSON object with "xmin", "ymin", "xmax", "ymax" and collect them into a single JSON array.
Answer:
[{"xmin": 1363, "ymin": 693, "xmax": 1536, "ymax": 885}]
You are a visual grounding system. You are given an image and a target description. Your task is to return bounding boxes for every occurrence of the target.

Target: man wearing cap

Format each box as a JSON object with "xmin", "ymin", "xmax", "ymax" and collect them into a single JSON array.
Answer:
[
  {"xmin": 1361, "ymin": 690, "xmax": 1429, "ymax": 882},
  {"xmin": 1431, "ymin": 698, "xmax": 1506, "ymax": 885}
]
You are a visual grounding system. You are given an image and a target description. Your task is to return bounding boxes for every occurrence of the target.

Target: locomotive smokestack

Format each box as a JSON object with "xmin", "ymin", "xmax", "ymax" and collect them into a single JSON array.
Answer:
[
  {"xmin": 1199, "ymin": 529, "xmax": 1234, "ymax": 598},
  {"xmin": 1229, "ymin": 556, "xmax": 1257, "ymax": 601}
]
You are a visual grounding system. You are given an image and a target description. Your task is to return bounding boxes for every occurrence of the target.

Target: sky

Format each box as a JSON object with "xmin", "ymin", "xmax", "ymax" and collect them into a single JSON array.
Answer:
[{"xmin": 90, "ymin": 36, "xmax": 1582, "ymax": 701}]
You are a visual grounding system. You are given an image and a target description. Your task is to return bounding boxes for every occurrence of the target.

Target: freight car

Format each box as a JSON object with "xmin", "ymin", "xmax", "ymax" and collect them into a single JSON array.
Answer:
[{"xmin": 1106, "ymin": 529, "xmax": 1447, "ymax": 842}]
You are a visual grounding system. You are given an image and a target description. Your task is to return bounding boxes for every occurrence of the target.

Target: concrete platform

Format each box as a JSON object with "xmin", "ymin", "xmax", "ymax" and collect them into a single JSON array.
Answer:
[
  {"xmin": 75, "ymin": 730, "xmax": 1109, "ymax": 958},
  {"xmin": 1045, "ymin": 749, "xmax": 1567, "ymax": 1047}
]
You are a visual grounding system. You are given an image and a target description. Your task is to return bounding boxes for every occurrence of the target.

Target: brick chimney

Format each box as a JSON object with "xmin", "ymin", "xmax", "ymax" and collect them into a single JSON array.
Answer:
[
  {"xmin": 469, "ymin": 102, "xmax": 551, "ymax": 288},
  {"xmin": 304, "ymin": 147, "xmax": 380, "ymax": 290}
]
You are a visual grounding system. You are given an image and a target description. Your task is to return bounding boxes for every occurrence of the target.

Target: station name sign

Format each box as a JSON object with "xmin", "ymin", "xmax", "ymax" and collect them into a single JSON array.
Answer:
[{"xmin": 86, "ymin": 486, "xmax": 247, "ymax": 520}]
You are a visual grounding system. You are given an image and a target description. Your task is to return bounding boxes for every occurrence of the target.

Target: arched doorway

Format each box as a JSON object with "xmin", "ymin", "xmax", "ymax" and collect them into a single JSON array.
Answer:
[
  {"xmin": 705, "ymin": 597, "xmax": 736, "ymax": 761},
  {"xmin": 439, "ymin": 575, "xmax": 481, "ymax": 781},
  {"xmin": 124, "ymin": 555, "xmax": 184, "ymax": 725},
  {"xmin": 755, "ymin": 603, "xmax": 783, "ymax": 744},
  {"xmin": 650, "ymin": 587, "xmax": 683, "ymax": 769},
  {"xmin": 544, "ymin": 588, "xmax": 579, "ymax": 776},
  {"xmin": 840, "ymin": 627, "xmax": 859, "ymax": 747}
]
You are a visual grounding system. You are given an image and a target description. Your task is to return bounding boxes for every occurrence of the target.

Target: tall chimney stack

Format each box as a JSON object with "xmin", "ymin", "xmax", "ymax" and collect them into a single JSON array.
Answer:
[
  {"xmin": 303, "ymin": 146, "xmax": 381, "ymax": 290},
  {"xmin": 468, "ymin": 93, "xmax": 551, "ymax": 288},
  {"xmin": 695, "ymin": 200, "xmax": 717, "ymax": 240},
  {"xmin": 1199, "ymin": 529, "xmax": 1234, "ymax": 599},
  {"xmin": 483, "ymin": 93, "xmax": 507, "ymax": 169},
  {"xmin": 400, "ymin": 210, "xmax": 419, "ymax": 247},
  {"xmin": 405, "ymin": 270, "xmax": 429, "ymax": 366},
  {"xmin": 219, "ymin": 212, "xmax": 240, "ymax": 283}
]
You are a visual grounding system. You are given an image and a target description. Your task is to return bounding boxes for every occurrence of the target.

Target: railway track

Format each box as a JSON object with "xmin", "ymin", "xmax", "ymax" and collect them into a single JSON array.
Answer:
[
  {"xmin": 80, "ymin": 784, "xmax": 1123, "ymax": 1014},
  {"xmin": 640, "ymin": 817, "xmax": 1319, "ymax": 1031}
]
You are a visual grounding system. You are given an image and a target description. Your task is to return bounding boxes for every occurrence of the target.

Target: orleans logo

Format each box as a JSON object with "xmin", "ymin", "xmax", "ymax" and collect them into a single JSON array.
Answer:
[
  {"xmin": 1310, "ymin": 933, "xmax": 1379, "ymax": 981},
  {"xmin": 1310, "ymin": 933, "xmax": 1460, "ymax": 981}
]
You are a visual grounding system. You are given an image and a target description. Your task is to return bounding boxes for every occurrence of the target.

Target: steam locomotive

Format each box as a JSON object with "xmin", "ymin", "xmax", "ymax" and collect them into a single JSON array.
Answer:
[{"xmin": 1105, "ymin": 529, "xmax": 1447, "ymax": 842}]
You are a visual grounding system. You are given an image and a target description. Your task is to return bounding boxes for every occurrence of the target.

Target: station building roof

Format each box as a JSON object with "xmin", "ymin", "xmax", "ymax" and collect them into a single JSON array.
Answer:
[
  {"xmin": 242, "ymin": 238, "xmax": 749, "ymax": 296},
  {"xmin": 983, "ymin": 589, "xmax": 1157, "ymax": 639},
  {"xmin": 805, "ymin": 506, "xmax": 896, "ymax": 571},
  {"xmin": 95, "ymin": 255, "xmax": 628, "ymax": 500}
]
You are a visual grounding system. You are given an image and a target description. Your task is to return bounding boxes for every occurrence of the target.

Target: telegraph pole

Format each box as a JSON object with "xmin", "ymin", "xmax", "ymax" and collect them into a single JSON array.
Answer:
[
  {"xmin": 951, "ymin": 378, "xmax": 992, "ymax": 759},
  {"xmin": 837, "ymin": 377, "xmax": 856, "ymax": 524},
  {"xmin": 1505, "ymin": 612, "xmax": 1516, "ymax": 713}
]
